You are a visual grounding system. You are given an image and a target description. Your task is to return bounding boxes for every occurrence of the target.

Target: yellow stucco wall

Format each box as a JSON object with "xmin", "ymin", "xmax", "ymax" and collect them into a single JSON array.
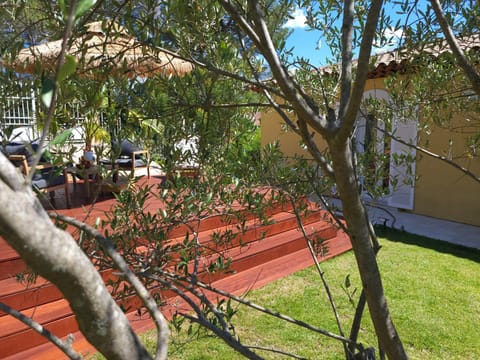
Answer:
[
  {"xmin": 260, "ymin": 78, "xmax": 480, "ymax": 226},
  {"xmin": 260, "ymin": 108, "xmax": 311, "ymax": 157},
  {"xmin": 414, "ymin": 114, "xmax": 480, "ymax": 226}
]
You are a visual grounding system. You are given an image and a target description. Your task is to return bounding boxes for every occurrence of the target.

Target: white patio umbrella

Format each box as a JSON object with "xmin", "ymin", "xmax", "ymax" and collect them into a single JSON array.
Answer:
[{"xmin": 9, "ymin": 21, "xmax": 193, "ymax": 78}]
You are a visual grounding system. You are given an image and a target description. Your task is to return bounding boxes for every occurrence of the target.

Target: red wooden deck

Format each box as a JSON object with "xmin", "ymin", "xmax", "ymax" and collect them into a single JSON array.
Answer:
[{"xmin": 0, "ymin": 175, "xmax": 352, "ymax": 359}]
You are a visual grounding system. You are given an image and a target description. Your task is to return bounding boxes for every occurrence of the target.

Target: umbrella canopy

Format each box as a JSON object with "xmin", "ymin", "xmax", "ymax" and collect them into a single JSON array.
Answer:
[{"xmin": 9, "ymin": 21, "xmax": 193, "ymax": 78}]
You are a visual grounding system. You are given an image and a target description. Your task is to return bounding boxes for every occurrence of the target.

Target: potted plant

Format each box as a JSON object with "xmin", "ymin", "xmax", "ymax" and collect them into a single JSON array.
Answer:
[{"xmin": 81, "ymin": 113, "xmax": 110, "ymax": 167}]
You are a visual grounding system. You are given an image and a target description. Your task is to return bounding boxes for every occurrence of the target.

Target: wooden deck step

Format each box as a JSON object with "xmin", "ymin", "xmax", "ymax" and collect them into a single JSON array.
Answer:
[
  {"xmin": 0, "ymin": 277, "xmax": 62, "ymax": 316},
  {"xmin": 0, "ymin": 219, "xmax": 337, "ymax": 356},
  {"xmin": 193, "ymin": 220, "xmax": 338, "ymax": 284},
  {"xmin": 0, "ymin": 205, "xmax": 304, "ymax": 267},
  {"xmin": 168, "ymin": 209, "xmax": 326, "ymax": 254},
  {"xmin": 167, "ymin": 201, "xmax": 295, "ymax": 237},
  {"xmin": 0, "ymin": 299, "xmax": 76, "ymax": 358},
  {"xmin": 159, "ymin": 230, "xmax": 350, "ymax": 319},
  {"xmin": 163, "ymin": 230, "xmax": 352, "ymax": 316},
  {"xmin": 4, "ymin": 232, "xmax": 351, "ymax": 360},
  {"xmin": 0, "ymin": 183, "xmax": 350, "ymax": 359},
  {"xmin": 0, "ymin": 221, "xmax": 337, "ymax": 356},
  {"xmin": 0, "ymin": 209, "xmax": 322, "ymax": 313},
  {"xmin": 0, "ymin": 240, "xmax": 27, "ymax": 281}
]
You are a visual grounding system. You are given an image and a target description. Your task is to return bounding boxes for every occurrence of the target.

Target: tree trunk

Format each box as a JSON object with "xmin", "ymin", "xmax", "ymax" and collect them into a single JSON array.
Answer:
[
  {"xmin": 0, "ymin": 165, "xmax": 152, "ymax": 360},
  {"xmin": 328, "ymin": 138, "xmax": 408, "ymax": 360}
]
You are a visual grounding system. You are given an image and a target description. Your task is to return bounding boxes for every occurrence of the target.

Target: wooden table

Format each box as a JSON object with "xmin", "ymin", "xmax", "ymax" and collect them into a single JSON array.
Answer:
[{"xmin": 66, "ymin": 165, "xmax": 101, "ymax": 200}]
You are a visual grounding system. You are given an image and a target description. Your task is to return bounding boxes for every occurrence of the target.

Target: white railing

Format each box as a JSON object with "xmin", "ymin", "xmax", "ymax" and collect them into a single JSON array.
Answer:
[
  {"xmin": 1, "ymin": 89, "xmax": 37, "ymax": 141},
  {"xmin": 2, "ymin": 92, "xmax": 36, "ymax": 127}
]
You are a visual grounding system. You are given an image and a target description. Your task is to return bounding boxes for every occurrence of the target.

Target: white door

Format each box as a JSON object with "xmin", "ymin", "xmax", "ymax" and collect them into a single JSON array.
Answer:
[
  {"xmin": 388, "ymin": 114, "xmax": 417, "ymax": 210},
  {"xmin": 354, "ymin": 90, "xmax": 417, "ymax": 208},
  {"xmin": 354, "ymin": 90, "xmax": 390, "ymax": 197}
]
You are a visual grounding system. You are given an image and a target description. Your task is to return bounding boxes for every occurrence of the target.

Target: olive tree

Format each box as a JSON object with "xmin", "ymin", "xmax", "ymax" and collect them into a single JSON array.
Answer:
[{"xmin": 0, "ymin": 0, "xmax": 479, "ymax": 359}]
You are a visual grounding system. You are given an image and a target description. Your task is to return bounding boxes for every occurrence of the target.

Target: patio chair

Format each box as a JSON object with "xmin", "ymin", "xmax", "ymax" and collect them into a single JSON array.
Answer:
[
  {"xmin": 4, "ymin": 142, "xmax": 71, "ymax": 208},
  {"xmin": 100, "ymin": 139, "xmax": 150, "ymax": 179}
]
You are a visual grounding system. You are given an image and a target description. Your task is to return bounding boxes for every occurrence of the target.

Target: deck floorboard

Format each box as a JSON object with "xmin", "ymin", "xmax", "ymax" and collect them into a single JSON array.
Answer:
[{"xmin": 0, "ymin": 176, "xmax": 352, "ymax": 359}]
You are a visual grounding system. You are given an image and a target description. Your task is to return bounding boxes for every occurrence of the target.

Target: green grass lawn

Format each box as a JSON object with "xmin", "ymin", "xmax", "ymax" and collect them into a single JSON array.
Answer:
[{"xmin": 163, "ymin": 228, "xmax": 480, "ymax": 360}]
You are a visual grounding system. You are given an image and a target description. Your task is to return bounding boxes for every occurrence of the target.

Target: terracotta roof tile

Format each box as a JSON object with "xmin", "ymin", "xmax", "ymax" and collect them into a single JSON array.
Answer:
[{"xmin": 319, "ymin": 33, "xmax": 479, "ymax": 79}]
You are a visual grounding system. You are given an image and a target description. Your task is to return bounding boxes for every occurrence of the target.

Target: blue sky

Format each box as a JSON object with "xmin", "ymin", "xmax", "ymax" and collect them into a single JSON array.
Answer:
[
  {"xmin": 284, "ymin": 7, "xmax": 404, "ymax": 67},
  {"xmin": 284, "ymin": 8, "xmax": 328, "ymax": 67}
]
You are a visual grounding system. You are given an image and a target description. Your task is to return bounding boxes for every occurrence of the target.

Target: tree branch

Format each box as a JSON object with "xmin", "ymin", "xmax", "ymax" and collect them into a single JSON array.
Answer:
[
  {"xmin": 297, "ymin": 119, "xmax": 335, "ymax": 179},
  {"xmin": 147, "ymin": 271, "xmax": 357, "ymax": 347},
  {"xmin": 0, "ymin": 153, "xmax": 32, "ymax": 192},
  {"xmin": 0, "ymin": 180, "xmax": 152, "ymax": 359},
  {"xmin": 49, "ymin": 213, "xmax": 169, "ymax": 360},
  {"xmin": 199, "ymin": 101, "xmax": 292, "ymax": 110},
  {"xmin": 0, "ymin": 302, "xmax": 82, "ymax": 360},
  {"xmin": 28, "ymin": 0, "xmax": 77, "ymax": 181},
  {"xmin": 152, "ymin": 275, "xmax": 263, "ymax": 360},
  {"xmin": 338, "ymin": 0, "xmax": 385, "ymax": 140},
  {"xmin": 377, "ymin": 125, "xmax": 480, "ymax": 184},
  {"xmin": 338, "ymin": 0, "xmax": 354, "ymax": 122},
  {"xmin": 219, "ymin": 0, "xmax": 330, "ymax": 136},
  {"xmin": 430, "ymin": 0, "xmax": 480, "ymax": 96},
  {"xmin": 245, "ymin": 344, "xmax": 306, "ymax": 360},
  {"xmin": 288, "ymin": 196, "xmax": 350, "ymax": 359},
  {"xmin": 189, "ymin": 55, "xmax": 287, "ymax": 99},
  {"xmin": 262, "ymin": 88, "xmax": 300, "ymax": 131}
]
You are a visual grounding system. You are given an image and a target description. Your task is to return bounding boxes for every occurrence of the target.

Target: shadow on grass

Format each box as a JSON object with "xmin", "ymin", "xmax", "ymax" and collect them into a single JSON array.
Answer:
[{"xmin": 375, "ymin": 225, "xmax": 480, "ymax": 264}]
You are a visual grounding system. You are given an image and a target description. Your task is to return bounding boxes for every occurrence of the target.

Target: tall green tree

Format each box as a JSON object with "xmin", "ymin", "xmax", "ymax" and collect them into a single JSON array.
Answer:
[{"xmin": 0, "ymin": 1, "xmax": 479, "ymax": 359}]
